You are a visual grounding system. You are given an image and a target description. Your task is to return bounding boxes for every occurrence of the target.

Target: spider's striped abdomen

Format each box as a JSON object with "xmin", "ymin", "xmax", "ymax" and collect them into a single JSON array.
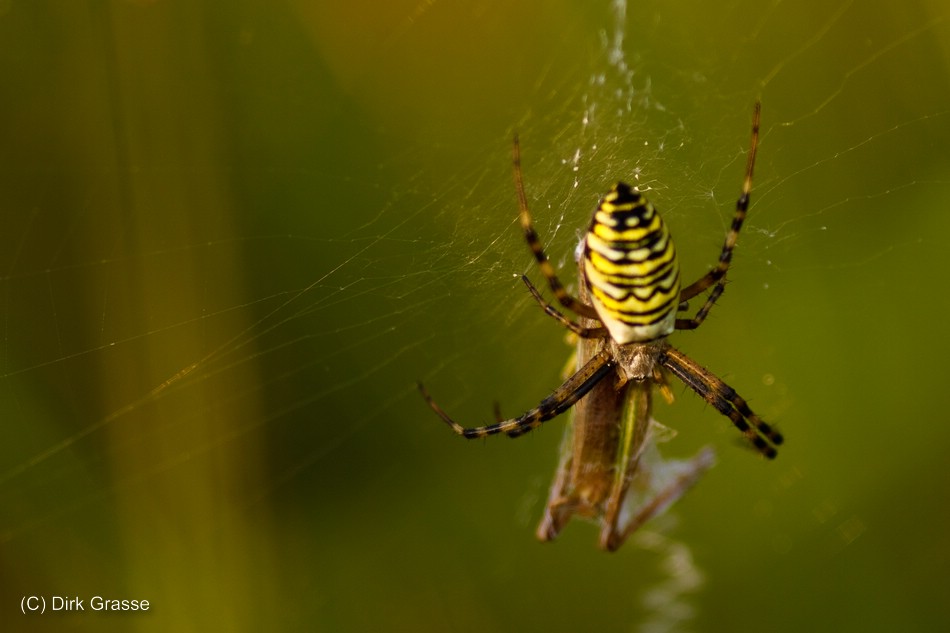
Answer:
[{"xmin": 583, "ymin": 183, "xmax": 680, "ymax": 344}]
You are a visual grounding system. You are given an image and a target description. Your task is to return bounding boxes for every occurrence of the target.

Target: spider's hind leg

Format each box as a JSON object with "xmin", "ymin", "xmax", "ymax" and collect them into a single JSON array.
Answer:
[{"xmin": 512, "ymin": 135, "xmax": 599, "ymax": 320}]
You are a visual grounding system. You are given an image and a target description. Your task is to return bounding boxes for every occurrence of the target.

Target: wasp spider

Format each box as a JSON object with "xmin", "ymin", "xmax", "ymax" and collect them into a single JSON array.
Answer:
[{"xmin": 420, "ymin": 103, "xmax": 783, "ymax": 549}]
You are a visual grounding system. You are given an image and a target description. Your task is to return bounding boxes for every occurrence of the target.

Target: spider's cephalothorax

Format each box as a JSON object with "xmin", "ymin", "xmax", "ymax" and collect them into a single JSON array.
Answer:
[
  {"xmin": 583, "ymin": 183, "xmax": 681, "ymax": 344},
  {"xmin": 419, "ymin": 103, "xmax": 783, "ymax": 550}
]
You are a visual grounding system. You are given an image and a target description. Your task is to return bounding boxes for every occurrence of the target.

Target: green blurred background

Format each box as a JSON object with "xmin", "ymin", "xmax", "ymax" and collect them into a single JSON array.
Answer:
[{"xmin": 2, "ymin": 1, "xmax": 949, "ymax": 631}]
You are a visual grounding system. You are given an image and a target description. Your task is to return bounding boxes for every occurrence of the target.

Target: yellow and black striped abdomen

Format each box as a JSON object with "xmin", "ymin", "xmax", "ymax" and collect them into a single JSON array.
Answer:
[{"xmin": 583, "ymin": 183, "xmax": 680, "ymax": 344}]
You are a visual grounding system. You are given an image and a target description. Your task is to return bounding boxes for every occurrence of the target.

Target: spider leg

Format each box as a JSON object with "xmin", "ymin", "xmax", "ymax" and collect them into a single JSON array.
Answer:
[
  {"xmin": 675, "ymin": 276, "xmax": 727, "ymax": 330},
  {"xmin": 419, "ymin": 349, "xmax": 613, "ymax": 439},
  {"xmin": 521, "ymin": 275, "xmax": 607, "ymax": 338},
  {"xmin": 677, "ymin": 102, "xmax": 760, "ymax": 327},
  {"xmin": 513, "ymin": 135, "xmax": 599, "ymax": 320},
  {"xmin": 660, "ymin": 345, "xmax": 783, "ymax": 458}
]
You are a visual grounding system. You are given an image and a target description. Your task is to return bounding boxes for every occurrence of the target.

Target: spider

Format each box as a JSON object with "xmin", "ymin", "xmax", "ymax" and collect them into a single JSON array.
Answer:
[{"xmin": 419, "ymin": 103, "xmax": 783, "ymax": 550}]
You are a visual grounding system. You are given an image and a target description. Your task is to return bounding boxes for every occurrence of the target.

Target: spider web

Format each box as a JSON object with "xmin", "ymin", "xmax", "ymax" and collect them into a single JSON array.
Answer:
[{"xmin": 2, "ymin": 1, "xmax": 950, "ymax": 631}]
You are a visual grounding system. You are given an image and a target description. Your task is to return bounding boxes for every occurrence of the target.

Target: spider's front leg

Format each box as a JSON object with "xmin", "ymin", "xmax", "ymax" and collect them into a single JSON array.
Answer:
[
  {"xmin": 661, "ymin": 346, "xmax": 783, "ymax": 458},
  {"xmin": 418, "ymin": 349, "xmax": 614, "ymax": 439}
]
